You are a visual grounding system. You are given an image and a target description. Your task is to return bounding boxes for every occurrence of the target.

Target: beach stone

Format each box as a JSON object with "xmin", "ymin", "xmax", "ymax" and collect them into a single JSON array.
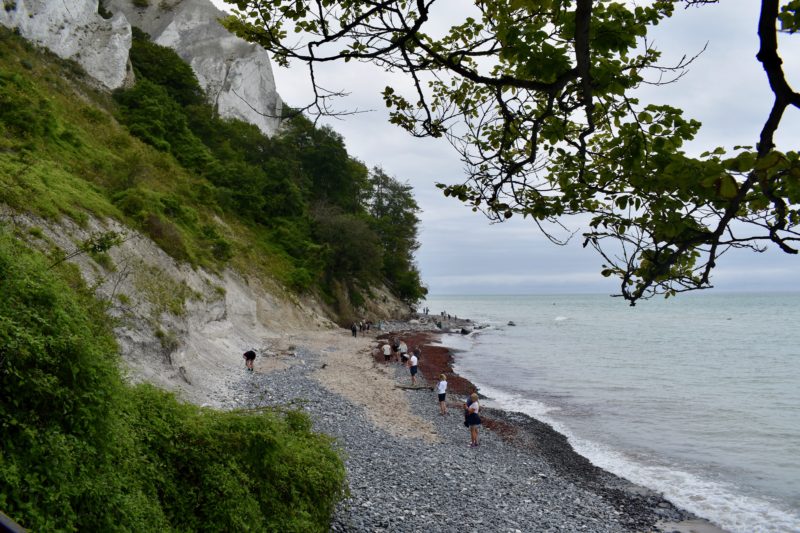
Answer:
[{"xmin": 221, "ymin": 320, "xmax": 694, "ymax": 533}]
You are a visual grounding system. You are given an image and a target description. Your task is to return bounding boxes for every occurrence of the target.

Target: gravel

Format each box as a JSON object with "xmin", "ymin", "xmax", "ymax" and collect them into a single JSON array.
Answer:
[{"xmin": 222, "ymin": 341, "xmax": 694, "ymax": 532}]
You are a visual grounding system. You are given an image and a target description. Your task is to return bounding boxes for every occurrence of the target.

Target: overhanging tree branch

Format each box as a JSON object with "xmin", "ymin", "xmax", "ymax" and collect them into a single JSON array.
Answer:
[{"xmin": 223, "ymin": 0, "xmax": 800, "ymax": 304}]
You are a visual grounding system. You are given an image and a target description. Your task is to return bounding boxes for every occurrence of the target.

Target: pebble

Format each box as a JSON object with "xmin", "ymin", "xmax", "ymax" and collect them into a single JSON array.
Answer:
[{"xmin": 224, "ymin": 331, "xmax": 693, "ymax": 532}]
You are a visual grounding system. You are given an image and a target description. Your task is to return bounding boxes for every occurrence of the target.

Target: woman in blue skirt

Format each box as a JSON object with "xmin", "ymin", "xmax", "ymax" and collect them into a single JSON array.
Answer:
[{"xmin": 465, "ymin": 393, "xmax": 481, "ymax": 447}]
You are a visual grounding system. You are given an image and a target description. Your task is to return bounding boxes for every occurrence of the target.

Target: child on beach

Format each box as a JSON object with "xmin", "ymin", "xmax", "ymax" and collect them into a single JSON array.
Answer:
[
  {"xmin": 436, "ymin": 374, "xmax": 448, "ymax": 415},
  {"xmin": 408, "ymin": 351, "xmax": 419, "ymax": 385},
  {"xmin": 382, "ymin": 342, "xmax": 392, "ymax": 362},
  {"xmin": 465, "ymin": 393, "xmax": 481, "ymax": 447}
]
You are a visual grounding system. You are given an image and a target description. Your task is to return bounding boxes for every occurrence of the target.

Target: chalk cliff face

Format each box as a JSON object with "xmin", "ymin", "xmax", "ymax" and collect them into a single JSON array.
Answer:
[
  {"xmin": 7, "ymin": 209, "xmax": 335, "ymax": 407},
  {"xmin": 107, "ymin": 0, "xmax": 282, "ymax": 135},
  {"xmin": 0, "ymin": 0, "xmax": 132, "ymax": 89}
]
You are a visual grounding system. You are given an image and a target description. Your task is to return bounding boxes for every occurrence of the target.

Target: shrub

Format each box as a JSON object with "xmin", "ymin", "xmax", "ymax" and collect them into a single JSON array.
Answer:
[
  {"xmin": 114, "ymin": 79, "xmax": 213, "ymax": 170},
  {"xmin": 97, "ymin": 1, "xmax": 113, "ymax": 19},
  {"xmin": 113, "ymin": 187, "xmax": 157, "ymax": 218},
  {"xmin": 129, "ymin": 28, "xmax": 204, "ymax": 107},
  {"xmin": 349, "ymin": 284, "xmax": 365, "ymax": 307},
  {"xmin": 0, "ymin": 229, "xmax": 346, "ymax": 531},
  {"xmin": 143, "ymin": 212, "xmax": 190, "ymax": 261},
  {"xmin": 0, "ymin": 71, "xmax": 58, "ymax": 140},
  {"xmin": 288, "ymin": 267, "xmax": 315, "ymax": 292}
]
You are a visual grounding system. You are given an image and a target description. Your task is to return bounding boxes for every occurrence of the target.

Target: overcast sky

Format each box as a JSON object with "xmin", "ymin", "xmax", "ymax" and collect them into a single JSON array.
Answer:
[{"xmin": 211, "ymin": 0, "xmax": 799, "ymax": 296}]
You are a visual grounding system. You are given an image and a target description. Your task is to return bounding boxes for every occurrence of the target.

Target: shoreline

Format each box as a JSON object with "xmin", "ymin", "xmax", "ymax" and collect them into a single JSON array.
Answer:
[
  {"xmin": 382, "ymin": 322, "xmax": 729, "ymax": 533},
  {"xmin": 228, "ymin": 321, "xmax": 728, "ymax": 532}
]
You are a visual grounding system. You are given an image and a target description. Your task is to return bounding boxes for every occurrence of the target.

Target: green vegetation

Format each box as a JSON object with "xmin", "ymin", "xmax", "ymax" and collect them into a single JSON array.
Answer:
[
  {"xmin": 119, "ymin": 28, "xmax": 426, "ymax": 309},
  {"xmin": 0, "ymin": 228, "xmax": 346, "ymax": 531},
  {"xmin": 0, "ymin": 26, "xmax": 426, "ymax": 317}
]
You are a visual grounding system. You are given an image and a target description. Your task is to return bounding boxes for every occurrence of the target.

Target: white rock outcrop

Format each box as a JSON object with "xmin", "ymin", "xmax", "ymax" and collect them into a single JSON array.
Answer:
[
  {"xmin": 107, "ymin": 0, "xmax": 282, "ymax": 135},
  {"xmin": 0, "ymin": 0, "xmax": 132, "ymax": 89}
]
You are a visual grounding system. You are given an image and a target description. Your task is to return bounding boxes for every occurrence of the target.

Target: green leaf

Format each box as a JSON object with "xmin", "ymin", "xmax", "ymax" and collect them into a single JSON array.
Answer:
[
  {"xmin": 719, "ymin": 174, "xmax": 738, "ymax": 199},
  {"xmin": 754, "ymin": 151, "xmax": 783, "ymax": 171}
]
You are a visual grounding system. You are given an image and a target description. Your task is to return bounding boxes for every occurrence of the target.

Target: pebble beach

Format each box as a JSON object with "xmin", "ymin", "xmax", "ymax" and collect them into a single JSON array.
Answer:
[{"xmin": 221, "ymin": 320, "xmax": 718, "ymax": 533}]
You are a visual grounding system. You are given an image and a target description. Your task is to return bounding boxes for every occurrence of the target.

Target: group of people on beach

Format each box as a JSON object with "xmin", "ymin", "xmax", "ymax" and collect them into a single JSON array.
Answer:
[
  {"xmin": 241, "ymin": 328, "xmax": 482, "ymax": 447},
  {"xmin": 382, "ymin": 338, "xmax": 482, "ymax": 447},
  {"xmin": 382, "ymin": 337, "xmax": 420, "ymax": 384},
  {"xmin": 350, "ymin": 320, "xmax": 373, "ymax": 337}
]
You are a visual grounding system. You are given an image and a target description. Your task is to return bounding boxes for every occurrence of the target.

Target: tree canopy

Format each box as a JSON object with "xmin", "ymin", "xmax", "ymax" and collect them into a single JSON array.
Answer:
[
  {"xmin": 113, "ymin": 29, "xmax": 426, "ymax": 307},
  {"xmin": 222, "ymin": 0, "xmax": 800, "ymax": 304}
]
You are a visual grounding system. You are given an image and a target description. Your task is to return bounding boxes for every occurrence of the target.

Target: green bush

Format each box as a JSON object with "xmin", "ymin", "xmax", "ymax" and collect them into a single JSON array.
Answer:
[
  {"xmin": 0, "ymin": 228, "xmax": 346, "ymax": 531},
  {"xmin": 129, "ymin": 28, "xmax": 204, "ymax": 107},
  {"xmin": 114, "ymin": 79, "xmax": 214, "ymax": 170},
  {"xmin": 0, "ymin": 71, "xmax": 58, "ymax": 140},
  {"xmin": 199, "ymin": 224, "xmax": 234, "ymax": 262},
  {"xmin": 288, "ymin": 266, "xmax": 315, "ymax": 292},
  {"xmin": 0, "ymin": 229, "xmax": 136, "ymax": 529},
  {"xmin": 143, "ymin": 212, "xmax": 190, "ymax": 261},
  {"xmin": 125, "ymin": 387, "xmax": 345, "ymax": 532}
]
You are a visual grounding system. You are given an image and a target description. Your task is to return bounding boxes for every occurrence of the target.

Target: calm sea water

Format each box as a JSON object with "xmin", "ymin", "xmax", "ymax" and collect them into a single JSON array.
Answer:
[{"xmin": 422, "ymin": 293, "xmax": 800, "ymax": 533}]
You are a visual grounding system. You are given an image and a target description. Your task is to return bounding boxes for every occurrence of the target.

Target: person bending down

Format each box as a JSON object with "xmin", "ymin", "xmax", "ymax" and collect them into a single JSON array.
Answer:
[{"xmin": 243, "ymin": 349, "xmax": 256, "ymax": 372}]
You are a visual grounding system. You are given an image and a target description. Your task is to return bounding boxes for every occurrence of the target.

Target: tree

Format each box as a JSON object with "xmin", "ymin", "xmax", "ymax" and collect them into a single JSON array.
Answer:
[
  {"xmin": 128, "ymin": 27, "xmax": 206, "ymax": 107},
  {"xmin": 312, "ymin": 204, "xmax": 383, "ymax": 279},
  {"xmin": 364, "ymin": 167, "xmax": 427, "ymax": 302},
  {"xmin": 222, "ymin": 0, "xmax": 800, "ymax": 304},
  {"xmin": 277, "ymin": 114, "xmax": 370, "ymax": 212}
]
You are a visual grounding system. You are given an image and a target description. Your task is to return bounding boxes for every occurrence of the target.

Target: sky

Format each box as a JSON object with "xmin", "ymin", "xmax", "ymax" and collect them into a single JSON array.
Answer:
[{"xmin": 210, "ymin": 0, "xmax": 800, "ymax": 297}]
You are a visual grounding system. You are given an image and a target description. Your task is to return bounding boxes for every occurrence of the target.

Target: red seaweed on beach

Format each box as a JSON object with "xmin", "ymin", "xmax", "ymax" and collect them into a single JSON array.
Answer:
[{"xmin": 375, "ymin": 331, "xmax": 475, "ymax": 396}]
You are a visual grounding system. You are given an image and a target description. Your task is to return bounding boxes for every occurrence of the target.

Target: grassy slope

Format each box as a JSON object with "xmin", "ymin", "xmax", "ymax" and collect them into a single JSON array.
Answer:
[{"xmin": 0, "ymin": 28, "xmax": 297, "ymax": 287}]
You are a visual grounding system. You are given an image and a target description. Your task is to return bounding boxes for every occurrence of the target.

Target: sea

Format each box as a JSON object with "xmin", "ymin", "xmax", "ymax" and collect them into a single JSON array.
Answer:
[{"xmin": 421, "ymin": 293, "xmax": 800, "ymax": 533}]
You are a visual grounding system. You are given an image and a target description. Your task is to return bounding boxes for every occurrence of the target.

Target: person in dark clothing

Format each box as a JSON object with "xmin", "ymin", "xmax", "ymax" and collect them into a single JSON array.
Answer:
[
  {"xmin": 243, "ymin": 350, "xmax": 256, "ymax": 372},
  {"xmin": 351, "ymin": 323, "xmax": 358, "ymax": 337}
]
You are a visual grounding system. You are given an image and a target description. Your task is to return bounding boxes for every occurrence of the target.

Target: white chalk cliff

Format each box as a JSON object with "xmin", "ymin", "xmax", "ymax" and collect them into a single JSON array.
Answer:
[
  {"xmin": 1, "ymin": 0, "xmax": 283, "ymax": 135},
  {"xmin": 0, "ymin": 0, "xmax": 132, "ymax": 89},
  {"xmin": 106, "ymin": 0, "xmax": 283, "ymax": 135}
]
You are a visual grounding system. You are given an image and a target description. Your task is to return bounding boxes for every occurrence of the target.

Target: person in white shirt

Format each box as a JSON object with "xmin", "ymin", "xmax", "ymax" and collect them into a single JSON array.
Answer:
[
  {"xmin": 408, "ymin": 352, "xmax": 418, "ymax": 385},
  {"xmin": 436, "ymin": 374, "xmax": 448, "ymax": 415},
  {"xmin": 382, "ymin": 343, "xmax": 392, "ymax": 362},
  {"xmin": 465, "ymin": 393, "xmax": 481, "ymax": 447},
  {"xmin": 399, "ymin": 341, "xmax": 409, "ymax": 364}
]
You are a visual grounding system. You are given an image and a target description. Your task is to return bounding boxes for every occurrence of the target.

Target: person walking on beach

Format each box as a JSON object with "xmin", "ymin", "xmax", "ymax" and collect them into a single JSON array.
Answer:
[
  {"xmin": 382, "ymin": 342, "xmax": 392, "ymax": 362},
  {"xmin": 465, "ymin": 393, "xmax": 481, "ymax": 447},
  {"xmin": 436, "ymin": 374, "xmax": 448, "ymax": 415},
  {"xmin": 243, "ymin": 349, "xmax": 256, "ymax": 372},
  {"xmin": 408, "ymin": 350, "xmax": 419, "ymax": 385},
  {"xmin": 351, "ymin": 322, "xmax": 358, "ymax": 337},
  {"xmin": 399, "ymin": 340, "xmax": 409, "ymax": 364}
]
